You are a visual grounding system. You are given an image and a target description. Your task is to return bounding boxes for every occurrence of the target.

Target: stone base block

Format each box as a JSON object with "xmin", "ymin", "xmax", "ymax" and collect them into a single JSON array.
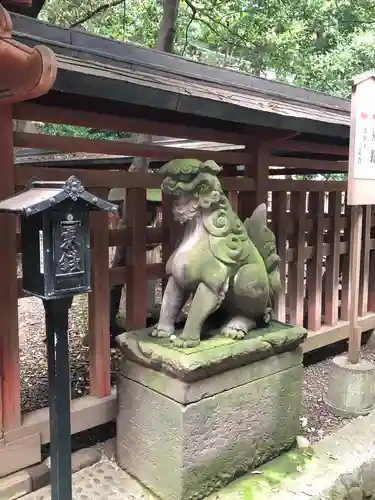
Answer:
[
  {"xmin": 325, "ymin": 354, "xmax": 375, "ymax": 417},
  {"xmin": 116, "ymin": 347, "xmax": 304, "ymax": 500}
]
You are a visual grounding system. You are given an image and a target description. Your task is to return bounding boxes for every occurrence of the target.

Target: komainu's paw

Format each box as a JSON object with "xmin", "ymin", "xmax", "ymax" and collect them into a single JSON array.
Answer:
[
  {"xmin": 222, "ymin": 327, "xmax": 246, "ymax": 340},
  {"xmin": 221, "ymin": 315, "xmax": 255, "ymax": 340},
  {"xmin": 172, "ymin": 337, "xmax": 200, "ymax": 348},
  {"xmin": 150, "ymin": 325, "xmax": 174, "ymax": 338}
]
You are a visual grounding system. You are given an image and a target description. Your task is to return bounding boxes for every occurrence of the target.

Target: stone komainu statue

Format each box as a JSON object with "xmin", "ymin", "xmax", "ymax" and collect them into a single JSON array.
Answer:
[{"xmin": 152, "ymin": 159, "xmax": 282, "ymax": 348}]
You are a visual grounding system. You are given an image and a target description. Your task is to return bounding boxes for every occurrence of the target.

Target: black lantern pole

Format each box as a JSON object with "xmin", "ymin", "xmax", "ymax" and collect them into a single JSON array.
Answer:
[
  {"xmin": 44, "ymin": 296, "xmax": 74, "ymax": 499},
  {"xmin": 0, "ymin": 176, "xmax": 118, "ymax": 500}
]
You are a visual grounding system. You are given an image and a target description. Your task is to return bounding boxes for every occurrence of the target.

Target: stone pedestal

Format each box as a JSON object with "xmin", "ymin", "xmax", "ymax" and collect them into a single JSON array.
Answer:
[{"xmin": 116, "ymin": 322, "xmax": 307, "ymax": 500}]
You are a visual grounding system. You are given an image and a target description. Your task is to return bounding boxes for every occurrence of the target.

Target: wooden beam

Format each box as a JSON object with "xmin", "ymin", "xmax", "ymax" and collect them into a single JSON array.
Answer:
[
  {"xmin": 13, "ymin": 102, "xmax": 248, "ymax": 146},
  {"xmin": 14, "ymin": 132, "xmax": 249, "ymax": 165},
  {"xmin": 272, "ymin": 139, "xmax": 348, "ymax": 157},
  {"xmin": 0, "ymin": 433, "xmax": 40, "ymax": 478},
  {"xmin": 271, "ymin": 156, "xmax": 348, "ymax": 172},
  {"xmin": 109, "ymin": 262, "xmax": 163, "ymax": 287},
  {"xmin": 4, "ymin": 390, "xmax": 117, "ymax": 445},
  {"xmin": 109, "ymin": 226, "xmax": 162, "ymax": 247},
  {"xmin": 269, "ymin": 179, "xmax": 346, "ymax": 192},
  {"xmin": 303, "ymin": 313, "xmax": 375, "ymax": 353},
  {"xmin": 16, "ymin": 166, "xmax": 256, "ymax": 192}
]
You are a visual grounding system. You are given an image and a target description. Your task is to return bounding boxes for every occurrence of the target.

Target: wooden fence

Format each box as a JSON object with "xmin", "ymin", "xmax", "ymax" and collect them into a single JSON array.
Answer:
[{"xmin": 1, "ymin": 102, "xmax": 375, "ymax": 478}]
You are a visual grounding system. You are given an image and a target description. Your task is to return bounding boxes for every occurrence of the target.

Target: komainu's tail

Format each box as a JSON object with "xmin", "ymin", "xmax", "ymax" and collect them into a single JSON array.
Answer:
[{"xmin": 243, "ymin": 203, "xmax": 282, "ymax": 301}]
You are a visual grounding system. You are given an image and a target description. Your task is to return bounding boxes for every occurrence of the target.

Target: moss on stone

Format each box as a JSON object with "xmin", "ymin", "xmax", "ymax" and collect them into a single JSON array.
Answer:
[
  {"xmin": 211, "ymin": 447, "xmax": 315, "ymax": 500},
  {"xmin": 116, "ymin": 320, "xmax": 307, "ymax": 382}
]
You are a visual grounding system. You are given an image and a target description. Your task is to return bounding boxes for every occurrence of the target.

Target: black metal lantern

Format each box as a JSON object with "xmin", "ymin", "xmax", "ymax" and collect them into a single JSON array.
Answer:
[
  {"xmin": 0, "ymin": 176, "xmax": 117, "ymax": 299},
  {"xmin": 0, "ymin": 176, "xmax": 118, "ymax": 500}
]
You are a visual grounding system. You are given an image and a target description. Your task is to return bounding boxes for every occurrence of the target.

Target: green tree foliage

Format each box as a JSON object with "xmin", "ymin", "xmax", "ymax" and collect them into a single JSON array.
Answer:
[
  {"xmin": 38, "ymin": 0, "xmax": 375, "ymax": 179},
  {"xmin": 43, "ymin": 123, "xmax": 132, "ymax": 140},
  {"xmin": 39, "ymin": 0, "xmax": 375, "ymax": 98}
]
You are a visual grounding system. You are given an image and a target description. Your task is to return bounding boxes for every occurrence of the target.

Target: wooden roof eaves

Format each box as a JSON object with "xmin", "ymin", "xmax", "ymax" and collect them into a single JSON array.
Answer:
[
  {"xmin": 10, "ymin": 13, "xmax": 349, "ymax": 111},
  {"xmin": 46, "ymin": 53, "xmax": 350, "ymax": 140},
  {"xmin": 10, "ymin": 13, "xmax": 351, "ymax": 139}
]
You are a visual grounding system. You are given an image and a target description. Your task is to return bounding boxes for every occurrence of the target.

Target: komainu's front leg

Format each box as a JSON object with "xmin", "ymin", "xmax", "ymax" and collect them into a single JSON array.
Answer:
[
  {"xmin": 151, "ymin": 277, "xmax": 188, "ymax": 338},
  {"xmin": 173, "ymin": 282, "xmax": 221, "ymax": 348}
]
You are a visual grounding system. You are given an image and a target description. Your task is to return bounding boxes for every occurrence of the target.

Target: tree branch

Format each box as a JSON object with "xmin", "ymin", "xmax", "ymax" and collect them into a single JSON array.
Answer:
[
  {"xmin": 183, "ymin": 0, "xmax": 252, "ymax": 49},
  {"xmin": 69, "ymin": 0, "xmax": 124, "ymax": 28},
  {"xmin": 182, "ymin": 8, "xmax": 196, "ymax": 55}
]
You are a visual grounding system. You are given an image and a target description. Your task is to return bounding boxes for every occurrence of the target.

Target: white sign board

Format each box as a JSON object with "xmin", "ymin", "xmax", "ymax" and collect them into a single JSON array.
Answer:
[{"xmin": 348, "ymin": 73, "xmax": 375, "ymax": 205}]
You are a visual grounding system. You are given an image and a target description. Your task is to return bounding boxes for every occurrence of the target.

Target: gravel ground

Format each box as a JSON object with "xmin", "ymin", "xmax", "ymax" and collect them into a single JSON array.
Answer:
[
  {"xmin": 300, "ymin": 342, "xmax": 375, "ymax": 444},
  {"xmin": 18, "ymin": 291, "xmax": 375, "ymax": 446}
]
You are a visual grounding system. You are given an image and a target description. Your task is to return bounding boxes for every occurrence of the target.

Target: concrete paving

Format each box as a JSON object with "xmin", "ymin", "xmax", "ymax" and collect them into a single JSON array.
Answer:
[
  {"xmin": 23, "ymin": 459, "xmax": 156, "ymax": 500},
  {"xmin": 23, "ymin": 407, "xmax": 375, "ymax": 500}
]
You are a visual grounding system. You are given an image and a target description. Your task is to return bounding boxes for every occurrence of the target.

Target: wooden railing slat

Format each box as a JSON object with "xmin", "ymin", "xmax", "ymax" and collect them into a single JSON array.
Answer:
[
  {"xmin": 358, "ymin": 206, "xmax": 372, "ymax": 316},
  {"xmin": 324, "ymin": 192, "xmax": 341, "ymax": 325},
  {"xmin": 288, "ymin": 191, "xmax": 306, "ymax": 326},
  {"xmin": 306, "ymin": 192, "xmax": 325, "ymax": 331},
  {"xmin": 272, "ymin": 191, "xmax": 287, "ymax": 322},
  {"xmin": 340, "ymin": 196, "xmax": 352, "ymax": 321}
]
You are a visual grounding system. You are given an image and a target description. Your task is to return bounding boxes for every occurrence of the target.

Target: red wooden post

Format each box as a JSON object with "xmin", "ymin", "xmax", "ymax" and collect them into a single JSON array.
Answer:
[
  {"xmin": 238, "ymin": 144, "xmax": 269, "ymax": 219},
  {"xmin": 0, "ymin": 105, "xmax": 21, "ymax": 431},
  {"xmin": 89, "ymin": 197, "xmax": 111, "ymax": 398}
]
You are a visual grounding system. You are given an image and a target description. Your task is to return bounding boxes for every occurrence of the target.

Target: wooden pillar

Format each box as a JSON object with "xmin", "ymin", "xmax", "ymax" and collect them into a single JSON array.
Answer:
[
  {"xmin": 0, "ymin": 105, "xmax": 21, "ymax": 431},
  {"xmin": 88, "ymin": 189, "xmax": 111, "ymax": 398},
  {"xmin": 238, "ymin": 143, "xmax": 270, "ymax": 219}
]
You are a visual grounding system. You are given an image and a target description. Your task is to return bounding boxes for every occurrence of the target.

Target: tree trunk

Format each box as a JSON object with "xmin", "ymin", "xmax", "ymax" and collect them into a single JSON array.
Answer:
[{"xmin": 109, "ymin": 0, "xmax": 181, "ymax": 336}]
